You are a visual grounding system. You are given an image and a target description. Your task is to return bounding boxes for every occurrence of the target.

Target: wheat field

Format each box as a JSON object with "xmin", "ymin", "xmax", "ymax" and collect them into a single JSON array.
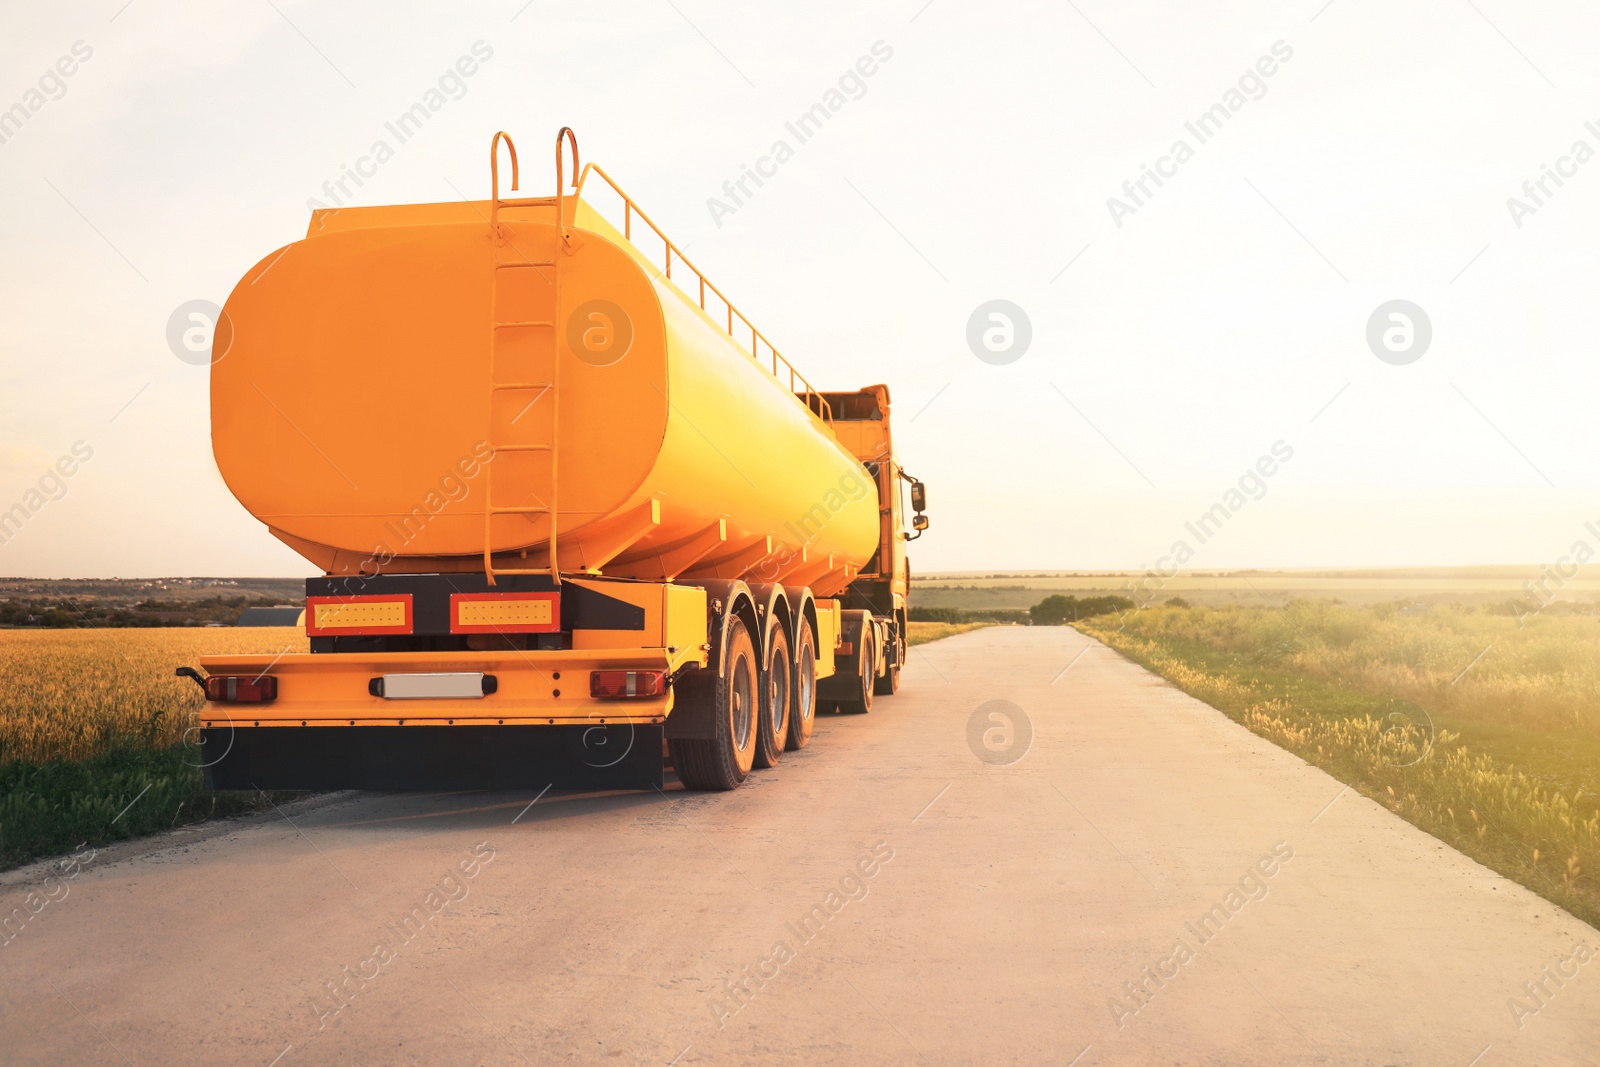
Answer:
[
  {"xmin": 0, "ymin": 628, "xmax": 311, "ymax": 867},
  {"xmin": 0, "ymin": 628, "xmax": 308, "ymax": 766}
]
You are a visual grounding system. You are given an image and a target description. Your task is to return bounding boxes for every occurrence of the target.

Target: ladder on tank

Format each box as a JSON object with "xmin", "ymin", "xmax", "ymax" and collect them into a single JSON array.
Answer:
[{"xmin": 481, "ymin": 129, "xmax": 580, "ymax": 586}]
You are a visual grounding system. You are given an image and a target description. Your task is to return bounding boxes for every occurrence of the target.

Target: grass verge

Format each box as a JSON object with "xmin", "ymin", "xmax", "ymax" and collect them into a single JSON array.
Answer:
[
  {"xmin": 1078, "ymin": 613, "xmax": 1600, "ymax": 931},
  {"xmin": 0, "ymin": 744, "xmax": 294, "ymax": 870},
  {"xmin": 907, "ymin": 621, "xmax": 994, "ymax": 646}
]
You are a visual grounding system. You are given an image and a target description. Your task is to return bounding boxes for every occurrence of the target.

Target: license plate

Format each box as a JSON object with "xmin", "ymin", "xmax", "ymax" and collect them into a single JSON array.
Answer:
[{"xmin": 375, "ymin": 672, "xmax": 489, "ymax": 700}]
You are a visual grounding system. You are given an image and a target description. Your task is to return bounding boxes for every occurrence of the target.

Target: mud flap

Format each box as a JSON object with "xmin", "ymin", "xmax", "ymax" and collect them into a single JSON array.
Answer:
[{"xmin": 662, "ymin": 668, "xmax": 718, "ymax": 740}]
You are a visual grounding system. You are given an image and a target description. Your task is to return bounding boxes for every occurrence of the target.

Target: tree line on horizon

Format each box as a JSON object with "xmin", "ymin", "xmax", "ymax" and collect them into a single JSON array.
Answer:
[{"xmin": 908, "ymin": 594, "xmax": 1138, "ymax": 626}]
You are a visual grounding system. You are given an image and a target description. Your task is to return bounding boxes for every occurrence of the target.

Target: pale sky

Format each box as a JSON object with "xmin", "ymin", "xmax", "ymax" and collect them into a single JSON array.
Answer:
[{"xmin": 3, "ymin": 0, "xmax": 1599, "ymax": 578}]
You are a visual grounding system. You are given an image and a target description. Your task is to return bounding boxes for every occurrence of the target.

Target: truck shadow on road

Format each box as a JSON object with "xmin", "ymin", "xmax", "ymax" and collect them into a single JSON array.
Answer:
[{"xmin": 306, "ymin": 778, "xmax": 717, "ymax": 837}]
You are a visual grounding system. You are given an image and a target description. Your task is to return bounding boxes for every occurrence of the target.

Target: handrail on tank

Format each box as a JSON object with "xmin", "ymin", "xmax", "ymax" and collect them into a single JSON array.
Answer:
[
  {"xmin": 573, "ymin": 161, "xmax": 833, "ymax": 426},
  {"xmin": 555, "ymin": 127, "xmax": 579, "ymax": 241},
  {"xmin": 490, "ymin": 131, "xmax": 518, "ymax": 233}
]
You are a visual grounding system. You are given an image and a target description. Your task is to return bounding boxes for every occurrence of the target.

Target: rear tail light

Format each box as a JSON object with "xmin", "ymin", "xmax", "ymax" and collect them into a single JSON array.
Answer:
[
  {"xmin": 204, "ymin": 675, "xmax": 279, "ymax": 704},
  {"xmin": 590, "ymin": 670, "xmax": 667, "ymax": 699}
]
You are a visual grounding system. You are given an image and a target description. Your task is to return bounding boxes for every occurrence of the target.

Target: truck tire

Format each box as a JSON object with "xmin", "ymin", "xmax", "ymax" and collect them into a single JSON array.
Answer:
[
  {"xmin": 874, "ymin": 664, "xmax": 901, "ymax": 696},
  {"xmin": 785, "ymin": 616, "xmax": 817, "ymax": 750},
  {"xmin": 753, "ymin": 625, "xmax": 791, "ymax": 769},
  {"xmin": 669, "ymin": 616, "xmax": 758, "ymax": 790},
  {"xmin": 836, "ymin": 630, "xmax": 875, "ymax": 715}
]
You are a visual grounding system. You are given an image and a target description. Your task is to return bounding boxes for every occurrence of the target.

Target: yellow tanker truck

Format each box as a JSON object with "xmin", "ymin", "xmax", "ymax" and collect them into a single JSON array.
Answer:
[{"xmin": 183, "ymin": 129, "xmax": 929, "ymax": 792}]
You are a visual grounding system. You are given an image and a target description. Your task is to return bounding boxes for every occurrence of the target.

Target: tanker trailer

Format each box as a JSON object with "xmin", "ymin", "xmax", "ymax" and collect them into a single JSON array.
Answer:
[{"xmin": 181, "ymin": 129, "xmax": 930, "ymax": 792}]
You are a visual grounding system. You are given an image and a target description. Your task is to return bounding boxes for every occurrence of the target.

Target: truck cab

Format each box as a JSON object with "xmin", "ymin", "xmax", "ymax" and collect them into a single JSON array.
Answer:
[{"xmin": 810, "ymin": 385, "xmax": 928, "ymax": 707}]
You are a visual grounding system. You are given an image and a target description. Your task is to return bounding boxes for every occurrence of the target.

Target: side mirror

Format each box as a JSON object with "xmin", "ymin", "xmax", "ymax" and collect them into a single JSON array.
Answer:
[
  {"xmin": 912, "ymin": 514, "xmax": 929, "ymax": 531},
  {"xmin": 910, "ymin": 481, "xmax": 927, "ymax": 513}
]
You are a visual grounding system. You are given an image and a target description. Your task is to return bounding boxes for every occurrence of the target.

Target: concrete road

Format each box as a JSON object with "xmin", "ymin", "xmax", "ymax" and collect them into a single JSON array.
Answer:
[{"xmin": 3, "ymin": 626, "xmax": 1597, "ymax": 1066}]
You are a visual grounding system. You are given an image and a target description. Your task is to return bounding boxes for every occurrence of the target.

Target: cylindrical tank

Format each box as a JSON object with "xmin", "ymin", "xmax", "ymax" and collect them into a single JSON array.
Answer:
[{"xmin": 212, "ymin": 190, "xmax": 877, "ymax": 596}]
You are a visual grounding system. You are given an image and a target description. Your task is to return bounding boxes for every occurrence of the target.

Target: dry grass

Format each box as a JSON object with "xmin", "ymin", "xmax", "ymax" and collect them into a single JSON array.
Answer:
[
  {"xmin": 1079, "ymin": 603, "xmax": 1600, "ymax": 929},
  {"xmin": 1119, "ymin": 600, "xmax": 1600, "ymax": 734}
]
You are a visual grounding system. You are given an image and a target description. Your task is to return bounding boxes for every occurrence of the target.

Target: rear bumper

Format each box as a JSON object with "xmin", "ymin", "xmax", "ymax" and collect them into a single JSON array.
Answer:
[
  {"xmin": 201, "ymin": 724, "xmax": 664, "ymax": 791},
  {"xmin": 196, "ymin": 648, "xmax": 675, "ymax": 727}
]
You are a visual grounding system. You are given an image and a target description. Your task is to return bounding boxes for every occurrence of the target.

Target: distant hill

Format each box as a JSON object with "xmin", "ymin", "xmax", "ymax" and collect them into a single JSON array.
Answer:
[{"xmin": 0, "ymin": 577, "xmax": 306, "ymax": 628}]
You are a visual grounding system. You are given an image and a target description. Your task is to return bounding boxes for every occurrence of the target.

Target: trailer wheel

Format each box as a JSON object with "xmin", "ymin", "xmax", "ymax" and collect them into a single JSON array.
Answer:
[
  {"xmin": 669, "ymin": 616, "xmax": 758, "ymax": 790},
  {"xmin": 785, "ymin": 616, "xmax": 817, "ymax": 750},
  {"xmin": 874, "ymin": 664, "xmax": 901, "ymax": 696},
  {"xmin": 837, "ymin": 630, "xmax": 875, "ymax": 715},
  {"xmin": 754, "ymin": 625, "xmax": 791, "ymax": 769}
]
